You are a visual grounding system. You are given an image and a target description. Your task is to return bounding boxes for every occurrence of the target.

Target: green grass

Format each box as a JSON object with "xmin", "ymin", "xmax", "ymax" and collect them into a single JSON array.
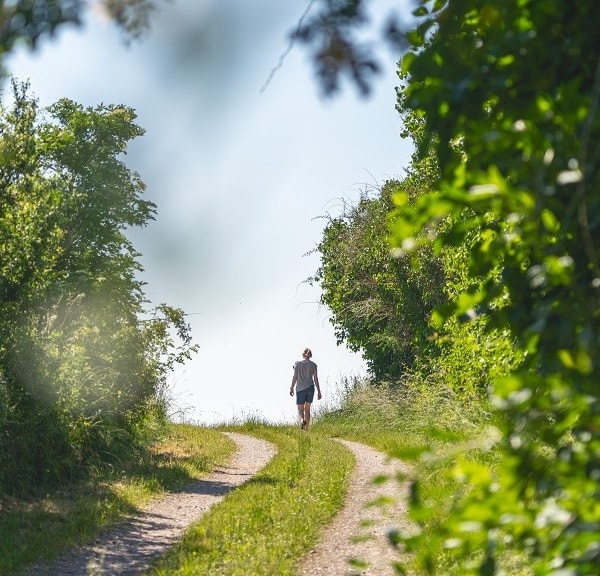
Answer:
[
  {"xmin": 3, "ymin": 382, "xmax": 516, "ymax": 576},
  {"xmin": 1, "ymin": 424, "xmax": 233, "ymax": 574},
  {"xmin": 312, "ymin": 380, "xmax": 504, "ymax": 575},
  {"xmin": 150, "ymin": 423, "xmax": 354, "ymax": 575}
]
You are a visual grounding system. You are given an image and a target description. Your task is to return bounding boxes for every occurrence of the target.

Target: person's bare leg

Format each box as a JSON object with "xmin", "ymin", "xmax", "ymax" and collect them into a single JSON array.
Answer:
[
  {"xmin": 297, "ymin": 404, "xmax": 306, "ymax": 428},
  {"xmin": 304, "ymin": 403, "xmax": 312, "ymax": 429}
]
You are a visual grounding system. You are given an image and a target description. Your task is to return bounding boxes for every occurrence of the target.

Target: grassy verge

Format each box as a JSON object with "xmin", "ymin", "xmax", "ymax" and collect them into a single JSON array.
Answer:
[
  {"xmin": 313, "ymin": 379, "xmax": 501, "ymax": 575},
  {"xmin": 149, "ymin": 422, "xmax": 354, "ymax": 576},
  {"xmin": 1, "ymin": 424, "xmax": 233, "ymax": 574}
]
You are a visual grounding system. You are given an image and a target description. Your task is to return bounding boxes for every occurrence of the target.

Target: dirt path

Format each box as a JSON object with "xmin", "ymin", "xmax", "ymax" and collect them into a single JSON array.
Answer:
[
  {"xmin": 298, "ymin": 439, "xmax": 411, "ymax": 576},
  {"xmin": 19, "ymin": 433, "xmax": 411, "ymax": 576},
  {"xmin": 20, "ymin": 432, "xmax": 277, "ymax": 576}
]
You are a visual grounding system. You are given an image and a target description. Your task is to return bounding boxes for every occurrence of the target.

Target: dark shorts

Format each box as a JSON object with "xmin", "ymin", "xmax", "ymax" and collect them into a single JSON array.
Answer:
[{"xmin": 296, "ymin": 385, "xmax": 315, "ymax": 405}]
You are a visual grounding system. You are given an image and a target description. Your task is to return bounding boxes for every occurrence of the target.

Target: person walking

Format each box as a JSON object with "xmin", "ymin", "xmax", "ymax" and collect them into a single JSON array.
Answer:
[{"xmin": 290, "ymin": 347, "xmax": 322, "ymax": 430}]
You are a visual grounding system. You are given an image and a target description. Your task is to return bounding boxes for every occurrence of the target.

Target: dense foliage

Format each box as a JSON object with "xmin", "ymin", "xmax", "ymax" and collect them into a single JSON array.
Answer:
[
  {"xmin": 0, "ymin": 81, "xmax": 197, "ymax": 493},
  {"xmin": 389, "ymin": 0, "xmax": 600, "ymax": 573},
  {"xmin": 312, "ymin": 179, "xmax": 446, "ymax": 380}
]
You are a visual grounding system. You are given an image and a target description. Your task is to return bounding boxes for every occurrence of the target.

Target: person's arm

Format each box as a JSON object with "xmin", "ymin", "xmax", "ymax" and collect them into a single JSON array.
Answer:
[
  {"xmin": 313, "ymin": 367, "xmax": 322, "ymax": 400},
  {"xmin": 290, "ymin": 368, "xmax": 297, "ymax": 396}
]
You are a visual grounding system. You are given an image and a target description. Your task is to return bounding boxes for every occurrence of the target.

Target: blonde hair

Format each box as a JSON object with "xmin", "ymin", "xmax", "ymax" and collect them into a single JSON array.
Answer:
[{"xmin": 302, "ymin": 347, "xmax": 312, "ymax": 359}]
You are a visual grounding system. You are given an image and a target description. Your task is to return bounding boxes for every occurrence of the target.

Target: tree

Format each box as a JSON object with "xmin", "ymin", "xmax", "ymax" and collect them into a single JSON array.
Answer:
[
  {"xmin": 312, "ymin": 180, "xmax": 446, "ymax": 380},
  {"xmin": 0, "ymin": 0, "xmax": 163, "ymax": 75},
  {"xmin": 289, "ymin": 0, "xmax": 409, "ymax": 97},
  {"xmin": 0, "ymin": 81, "xmax": 197, "ymax": 491}
]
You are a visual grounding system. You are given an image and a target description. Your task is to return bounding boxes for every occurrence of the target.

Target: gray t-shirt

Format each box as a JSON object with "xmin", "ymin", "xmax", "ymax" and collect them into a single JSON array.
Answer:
[{"xmin": 294, "ymin": 359, "xmax": 317, "ymax": 392}]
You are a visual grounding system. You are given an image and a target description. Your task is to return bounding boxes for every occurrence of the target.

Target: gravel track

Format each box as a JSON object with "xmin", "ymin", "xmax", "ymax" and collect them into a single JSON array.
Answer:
[
  {"xmin": 19, "ymin": 432, "xmax": 276, "ymax": 576},
  {"xmin": 17, "ymin": 433, "xmax": 411, "ymax": 576},
  {"xmin": 298, "ymin": 439, "xmax": 411, "ymax": 576}
]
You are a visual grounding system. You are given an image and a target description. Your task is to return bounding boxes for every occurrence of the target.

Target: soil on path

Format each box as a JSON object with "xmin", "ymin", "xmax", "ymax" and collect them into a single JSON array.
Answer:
[
  {"xmin": 20, "ymin": 432, "xmax": 277, "ymax": 576},
  {"xmin": 298, "ymin": 439, "xmax": 412, "ymax": 576},
  {"xmin": 18, "ymin": 433, "xmax": 412, "ymax": 576}
]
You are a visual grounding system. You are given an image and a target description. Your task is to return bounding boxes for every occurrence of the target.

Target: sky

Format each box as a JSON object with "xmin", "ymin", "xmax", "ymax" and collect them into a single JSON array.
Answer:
[{"xmin": 6, "ymin": 0, "xmax": 414, "ymax": 425}]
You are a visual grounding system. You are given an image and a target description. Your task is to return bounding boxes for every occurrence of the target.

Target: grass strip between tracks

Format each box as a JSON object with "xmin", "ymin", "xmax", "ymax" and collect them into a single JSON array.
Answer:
[{"xmin": 150, "ymin": 423, "xmax": 354, "ymax": 576}]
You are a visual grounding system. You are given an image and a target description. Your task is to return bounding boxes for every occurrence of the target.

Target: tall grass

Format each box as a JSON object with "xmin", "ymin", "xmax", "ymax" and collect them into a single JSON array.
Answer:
[{"xmin": 315, "ymin": 373, "xmax": 491, "ymax": 450}]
